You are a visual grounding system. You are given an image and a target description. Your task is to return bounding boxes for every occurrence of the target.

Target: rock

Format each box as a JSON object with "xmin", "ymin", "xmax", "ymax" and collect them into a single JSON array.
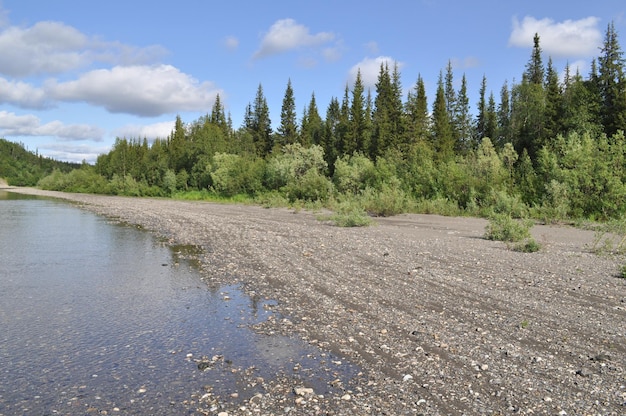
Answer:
[
  {"xmin": 576, "ymin": 367, "xmax": 593, "ymax": 377},
  {"xmin": 294, "ymin": 387, "xmax": 314, "ymax": 396},
  {"xmin": 403, "ymin": 374, "xmax": 413, "ymax": 382},
  {"xmin": 341, "ymin": 394, "xmax": 351, "ymax": 401}
]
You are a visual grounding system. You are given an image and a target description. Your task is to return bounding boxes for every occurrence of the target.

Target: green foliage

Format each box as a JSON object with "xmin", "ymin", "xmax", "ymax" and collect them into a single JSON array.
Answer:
[
  {"xmin": 0, "ymin": 139, "xmax": 80, "ymax": 186},
  {"xmin": 591, "ymin": 217, "xmax": 626, "ymax": 255},
  {"xmin": 332, "ymin": 153, "xmax": 377, "ymax": 194},
  {"xmin": 210, "ymin": 153, "xmax": 264, "ymax": 197},
  {"xmin": 485, "ymin": 213, "xmax": 533, "ymax": 243},
  {"xmin": 320, "ymin": 200, "xmax": 374, "ymax": 227}
]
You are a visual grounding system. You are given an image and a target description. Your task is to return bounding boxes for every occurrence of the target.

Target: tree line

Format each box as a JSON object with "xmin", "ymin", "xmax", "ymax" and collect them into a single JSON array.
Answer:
[{"xmin": 38, "ymin": 23, "xmax": 626, "ymax": 221}]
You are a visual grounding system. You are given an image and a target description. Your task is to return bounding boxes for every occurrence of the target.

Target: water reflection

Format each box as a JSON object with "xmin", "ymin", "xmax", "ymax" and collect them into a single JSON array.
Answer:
[{"xmin": 0, "ymin": 191, "xmax": 357, "ymax": 414}]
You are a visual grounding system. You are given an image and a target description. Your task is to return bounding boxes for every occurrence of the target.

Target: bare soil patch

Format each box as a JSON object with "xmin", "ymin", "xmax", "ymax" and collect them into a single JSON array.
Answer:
[{"xmin": 8, "ymin": 188, "xmax": 626, "ymax": 415}]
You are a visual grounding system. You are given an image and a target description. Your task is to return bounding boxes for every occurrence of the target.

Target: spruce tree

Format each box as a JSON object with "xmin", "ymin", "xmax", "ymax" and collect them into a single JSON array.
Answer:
[
  {"xmin": 455, "ymin": 74, "xmax": 472, "ymax": 152},
  {"xmin": 251, "ymin": 84, "xmax": 273, "ymax": 156},
  {"xmin": 432, "ymin": 72, "xmax": 454, "ymax": 159},
  {"xmin": 598, "ymin": 21, "xmax": 626, "ymax": 136},
  {"xmin": 277, "ymin": 79, "xmax": 298, "ymax": 147},
  {"xmin": 544, "ymin": 58, "xmax": 564, "ymax": 141},
  {"xmin": 301, "ymin": 93, "xmax": 324, "ymax": 147},
  {"xmin": 348, "ymin": 69, "xmax": 367, "ymax": 154},
  {"xmin": 496, "ymin": 81, "xmax": 511, "ymax": 147},
  {"xmin": 405, "ymin": 75, "xmax": 430, "ymax": 145}
]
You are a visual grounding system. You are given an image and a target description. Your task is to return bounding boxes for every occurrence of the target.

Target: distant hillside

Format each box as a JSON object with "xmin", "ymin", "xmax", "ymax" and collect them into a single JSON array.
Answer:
[{"xmin": 0, "ymin": 138, "xmax": 81, "ymax": 186}]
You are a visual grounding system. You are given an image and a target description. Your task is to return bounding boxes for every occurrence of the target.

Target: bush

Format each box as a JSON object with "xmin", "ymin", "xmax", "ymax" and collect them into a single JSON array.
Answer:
[
  {"xmin": 358, "ymin": 182, "xmax": 409, "ymax": 217},
  {"xmin": 320, "ymin": 200, "xmax": 374, "ymax": 227},
  {"xmin": 485, "ymin": 213, "xmax": 533, "ymax": 243}
]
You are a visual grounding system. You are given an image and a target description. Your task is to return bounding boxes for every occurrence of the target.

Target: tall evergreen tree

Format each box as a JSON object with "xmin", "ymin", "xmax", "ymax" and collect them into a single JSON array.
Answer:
[
  {"xmin": 250, "ymin": 84, "xmax": 273, "ymax": 156},
  {"xmin": 405, "ymin": 75, "xmax": 430, "ymax": 145},
  {"xmin": 455, "ymin": 74, "xmax": 472, "ymax": 152},
  {"xmin": 526, "ymin": 33, "xmax": 544, "ymax": 85},
  {"xmin": 348, "ymin": 69, "xmax": 367, "ymax": 154},
  {"xmin": 496, "ymin": 81, "xmax": 511, "ymax": 147},
  {"xmin": 371, "ymin": 62, "xmax": 404, "ymax": 157},
  {"xmin": 432, "ymin": 72, "xmax": 454, "ymax": 159},
  {"xmin": 485, "ymin": 92, "xmax": 497, "ymax": 141},
  {"xmin": 300, "ymin": 93, "xmax": 324, "ymax": 147},
  {"xmin": 323, "ymin": 97, "xmax": 341, "ymax": 171},
  {"xmin": 277, "ymin": 79, "xmax": 298, "ymax": 147},
  {"xmin": 544, "ymin": 58, "xmax": 564, "ymax": 141},
  {"xmin": 474, "ymin": 75, "xmax": 488, "ymax": 147},
  {"xmin": 598, "ymin": 21, "xmax": 626, "ymax": 136},
  {"xmin": 444, "ymin": 60, "xmax": 457, "ymax": 120}
]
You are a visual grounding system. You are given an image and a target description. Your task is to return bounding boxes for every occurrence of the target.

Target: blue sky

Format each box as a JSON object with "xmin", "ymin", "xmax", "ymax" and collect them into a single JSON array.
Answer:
[{"xmin": 0, "ymin": 0, "xmax": 624, "ymax": 163}]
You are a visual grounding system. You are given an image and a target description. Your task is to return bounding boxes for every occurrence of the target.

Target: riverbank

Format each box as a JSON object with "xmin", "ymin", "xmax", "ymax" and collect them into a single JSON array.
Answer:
[{"xmin": 7, "ymin": 187, "xmax": 626, "ymax": 415}]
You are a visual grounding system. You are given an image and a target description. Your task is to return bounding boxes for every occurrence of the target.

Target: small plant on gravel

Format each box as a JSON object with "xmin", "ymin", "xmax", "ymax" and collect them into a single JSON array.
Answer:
[
  {"xmin": 318, "ymin": 201, "xmax": 374, "ymax": 227},
  {"xmin": 485, "ymin": 213, "xmax": 541, "ymax": 252},
  {"xmin": 620, "ymin": 264, "xmax": 626, "ymax": 279},
  {"xmin": 520, "ymin": 319, "xmax": 530, "ymax": 329},
  {"xmin": 591, "ymin": 217, "xmax": 626, "ymax": 255}
]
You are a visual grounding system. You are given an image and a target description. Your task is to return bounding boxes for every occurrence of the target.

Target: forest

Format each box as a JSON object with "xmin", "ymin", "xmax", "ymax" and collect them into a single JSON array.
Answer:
[{"xmin": 28, "ymin": 23, "xmax": 626, "ymax": 222}]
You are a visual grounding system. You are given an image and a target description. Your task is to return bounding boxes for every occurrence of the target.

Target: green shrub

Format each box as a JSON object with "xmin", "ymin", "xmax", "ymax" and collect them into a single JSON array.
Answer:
[
  {"xmin": 485, "ymin": 213, "xmax": 533, "ymax": 243},
  {"xmin": 320, "ymin": 200, "xmax": 373, "ymax": 227},
  {"xmin": 358, "ymin": 182, "xmax": 409, "ymax": 217}
]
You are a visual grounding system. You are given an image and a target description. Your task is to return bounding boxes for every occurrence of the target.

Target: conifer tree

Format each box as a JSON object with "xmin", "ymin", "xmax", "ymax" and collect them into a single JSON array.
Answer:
[
  {"xmin": 432, "ymin": 72, "xmax": 454, "ymax": 159},
  {"xmin": 496, "ymin": 81, "xmax": 511, "ymax": 147},
  {"xmin": 348, "ymin": 69, "xmax": 367, "ymax": 154},
  {"xmin": 300, "ymin": 93, "xmax": 324, "ymax": 147},
  {"xmin": 544, "ymin": 58, "xmax": 564, "ymax": 141},
  {"xmin": 405, "ymin": 75, "xmax": 430, "ymax": 145},
  {"xmin": 250, "ymin": 84, "xmax": 273, "ymax": 156},
  {"xmin": 598, "ymin": 21, "xmax": 626, "ymax": 136},
  {"xmin": 474, "ymin": 75, "xmax": 488, "ymax": 147},
  {"xmin": 324, "ymin": 97, "xmax": 341, "ymax": 171},
  {"xmin": 455, "ymin": 74, "xmax": 472, "ymax": 152},
  {"xmin": 485, "ymin": 92, "xmax": 497, "ymax": 141},
  {"xmin": 526, "ymin": 33, "xmax": 544, "ymax": 85},
  {"xmin": 277, "ymin": 79, "xmax": 298, "ymax": 147}
]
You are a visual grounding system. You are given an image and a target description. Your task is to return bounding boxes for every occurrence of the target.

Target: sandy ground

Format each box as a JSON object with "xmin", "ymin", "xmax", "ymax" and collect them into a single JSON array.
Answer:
[{"xmin": 6, "ymin": 187, "xmax": 626, "ymax": 415}]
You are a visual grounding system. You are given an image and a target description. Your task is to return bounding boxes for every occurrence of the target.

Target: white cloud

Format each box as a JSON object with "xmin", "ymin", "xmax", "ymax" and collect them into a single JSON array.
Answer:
[
  {"xmin": 47, "ymin": 65, "xmax": 222, "ymax": 117},
  {"xmin": 0, "ymin": 20, "xmax": 167, "ymax": 77},
  {"xmin": 253, "ymin": 18, "xmax": 335, "ymax": 59},
  {"xmin": 41, "ymin": 142, "xmax": 110, "ymax": 164},
  {"xmin": 0, "ymin": 110, "xmax": 104, "ymax": 141},
  {"xmin": 223, "ymin": 36, "xmax": 239, "ymax": 50},
  {"xmin": 0, "ymin": 77, "xmax": 49, "ymax": 108},
  {"xmin": 509, "ymin": 16, "xmax": 602, "ymax": 57},
  {"xmin": 348, "ymin": 56, "xmax": 402, "ymax": 90},
  {"xmin": 113, "ymin": 120, "xmax": 175, "ymax": 141}
]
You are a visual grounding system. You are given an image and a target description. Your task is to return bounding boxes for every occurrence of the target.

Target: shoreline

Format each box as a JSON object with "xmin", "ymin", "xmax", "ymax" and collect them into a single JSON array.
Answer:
[{"xmin": 6, "ymin": 187, "xmax": 626, "ymax": 415}]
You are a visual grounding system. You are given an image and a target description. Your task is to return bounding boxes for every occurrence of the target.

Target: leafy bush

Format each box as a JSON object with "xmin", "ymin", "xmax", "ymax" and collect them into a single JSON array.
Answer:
[
  {"xmin": 485, "ymin": 213, "xmax": 533, "ymax": 242},
  {"xmin": 210, "ymin": 153, "xmax": 265, "ymax": 197},
  {"xmin": 320, "ymin": 200, "xmax": 374, "ymax": 227},
  {"xmin": 332, "ymin": 153, "xmax": 376, "ymax": 194},
  {"xmin": 358, "ymin": 182, "xmax": 410, "ymax": 217}
]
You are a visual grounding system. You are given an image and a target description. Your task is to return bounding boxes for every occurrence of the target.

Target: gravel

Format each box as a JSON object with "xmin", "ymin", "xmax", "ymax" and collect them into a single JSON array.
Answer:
[{"xmin": 8, "ymin": 188, "xmax": 626, "ymax": 415}]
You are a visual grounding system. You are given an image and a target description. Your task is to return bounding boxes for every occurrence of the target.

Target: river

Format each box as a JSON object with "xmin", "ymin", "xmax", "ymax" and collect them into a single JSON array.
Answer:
[{"xmin": 0, "ymin": 191, "xmax": 356, "ymax": 415}]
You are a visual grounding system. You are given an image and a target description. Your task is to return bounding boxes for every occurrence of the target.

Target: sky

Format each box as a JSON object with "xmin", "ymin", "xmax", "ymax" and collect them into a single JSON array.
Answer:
[{"xmin": 0, "ymin": 0, "xmax": 624, "ymax": 163}]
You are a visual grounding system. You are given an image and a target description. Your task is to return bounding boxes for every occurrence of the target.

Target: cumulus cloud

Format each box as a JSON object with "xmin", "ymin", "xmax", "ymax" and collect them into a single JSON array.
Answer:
[
  {"xmin": 47, "ymin": 64, "xmax": 222, "ymax": 117},
  {"xmin": 0, "ymin": 110, "xmax": 104, "ymax": 141},
  {"xmin": 253, "ymin": 18, "xmax": 335, "ymax": 59},
  {"xmin": 0, "ymin": 20, "xmax": 167, "ymax": 77},
  {"xmin": 509, "ymin": 16, "xmax": 602, "ymax": 57},
  {"xmin": 42, "ymin": 142, "xmax": 111, "ymax": 164},
  {"xmin": 0, "ymin": 77, "xmax": 50, "ymax": 109},
  {"xmin": 348, "ymin": 56, "xmax": 402, "ymax": 90},
  {"xmin": 113, "ymin": 120, "xmax": 175, "ymax": 141}
]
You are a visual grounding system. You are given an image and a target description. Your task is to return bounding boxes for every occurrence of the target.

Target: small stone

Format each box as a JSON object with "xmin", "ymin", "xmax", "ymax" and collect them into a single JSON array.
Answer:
[
  {"xmin": 576, "ymin": 367, "xmax": 593, "ymax": 377},
  {"xmin": 544, "ymin": 396, "xmax": 553, "ymax": 403},
  {"xmin": 341, "ymin": 394, "xmax": 351, "ymax": 401},
  {"xmin": 230, "ymin": 392, "xmax": 239, "ymax": 399},
  {"xmin": 380, "ymin": 329, "xmax": 388, "ymax": 334},
  {"xmin": 403, "ymin": 374, "xmax": 413, "ymax": 382},
  {"xmin": 480, "ymin": 364, "xmax": 489, "ymax": 371},
  {"xmin": 218, "ymin": 412, "xmax": 229, "ymax": 416},
  {"xmin": 137, "ymin": 388, "xmax": 146, "ymax": 394},
  {"xmin": 294, "ymin": 387, "xmax": 314, "ymax": 396}
]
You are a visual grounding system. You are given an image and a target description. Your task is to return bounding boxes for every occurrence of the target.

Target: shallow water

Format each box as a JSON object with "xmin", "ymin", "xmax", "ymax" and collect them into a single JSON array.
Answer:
[{"xmin": 0, "ymin": 191, "xmax": 357, "ymax": 414}]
